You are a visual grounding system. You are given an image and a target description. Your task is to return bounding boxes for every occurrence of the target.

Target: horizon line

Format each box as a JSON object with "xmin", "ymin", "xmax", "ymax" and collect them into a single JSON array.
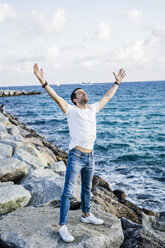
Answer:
[{"xmin": 0, "ymin": 79, "xmax": 165, "ymax": 88}]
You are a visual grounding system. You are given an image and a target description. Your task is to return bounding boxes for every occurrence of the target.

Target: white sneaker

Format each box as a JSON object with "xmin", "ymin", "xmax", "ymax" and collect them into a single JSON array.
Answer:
[
  {"xmin": 81, "ymin": 213, "xmax": 104, "ymax": 225},
  {"xmin": 59, "ymin": 225, "xmax": 74, "ymax": 243}
]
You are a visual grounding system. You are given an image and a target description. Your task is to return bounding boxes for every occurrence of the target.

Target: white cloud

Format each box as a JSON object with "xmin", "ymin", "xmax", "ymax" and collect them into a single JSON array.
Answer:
[
  {"xmin": 0, "ymin": 3, "xmax": 15, "ymax": 23},
  {"xmin": 47, "ymin": 46, "xmax": 60, "ymax": 58},
  {"xmin": 152, "ymin": 25, "xmax": 165, "ymax": 37},
  {"xmin": 114, "ymin": 40, "xmax": 146, "ymax": 63},
  {"xmin": 123, "ymin": 9, "xmax": 143, "ymax": 23},
  {"xmin": 95, "ymin": 21, "xmax": 111, "ymax": 40},
  {"xmin": 14, "ymin": 9, "xmax": 66, "ymax": 38},
  {"xmin": 52, "ymin": 9, "xmax": 66, "ymax": 31}
]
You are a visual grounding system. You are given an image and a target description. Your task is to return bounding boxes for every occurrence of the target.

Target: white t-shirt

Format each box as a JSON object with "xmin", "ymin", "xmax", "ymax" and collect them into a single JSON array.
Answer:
[{"xmin": 65, "ymin": 102, "xmax": 99, "ymax": 150}]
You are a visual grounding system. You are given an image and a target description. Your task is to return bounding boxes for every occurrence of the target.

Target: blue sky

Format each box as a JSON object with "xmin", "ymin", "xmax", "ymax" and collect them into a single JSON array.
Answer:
[{"xmin": 0, "ymin": 0, "xmax": 165, "ymax": 86}]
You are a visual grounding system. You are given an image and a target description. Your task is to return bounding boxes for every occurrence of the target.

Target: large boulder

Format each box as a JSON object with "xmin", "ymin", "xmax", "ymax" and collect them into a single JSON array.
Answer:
[
  {"xmin": 0, "ymin": 124, "xmax": 11, "ymax": 140},
  {"xmin": 0, "ymin": 181, "xmax": 31, "ymax": 215},
  {"xmin": 0, "ymin": 143, "xmax": 13, "ymax": 158},
  {"xmin": 21, "ymin": 168, "xmax": 81, "ymax": 208},
  {"xmin": 0, "ymin": 158, "xmax": 28, "ymax": 182},
  {"xmin": 0, "ymin": 90, "xmax": 3, "ymax": 96},
  {"xmin": 6, "ymin": 124, "xmax": 24, "ymax": 142},
  {"xmin": 141, "ymin": 212, "xmax": 165, "ymax": 243},
  {"xmin": 92, "ymin": 175, "xmax": 140, "ymax": 224},
  {"xmin": 9, "ymin": 90, "xmax": 16, "ymax": 96},
  {"xmin": 13, "ymin": 147, "xmax": 45, "ymax": 171},
  {"xmin": 120, "ymin": 217, "xmax": 165, "ymax": 248},
  {"xmin": 0, "ymin": 203, "xmax": 124, "ymax": 248},
  {"xmin": 0, "ymin": 139, "xmax": 23, "ymax": 151},
  {"xmin": 49, "ymin": 160, "xmax": 66, "ymax": 176},
  {"xmin": 14, "ymin": 90, "xmax": 22, "ymax": 96},
  {"xmin": 3, "ymin": 90, "xmax": 10, "ymax": 96}
]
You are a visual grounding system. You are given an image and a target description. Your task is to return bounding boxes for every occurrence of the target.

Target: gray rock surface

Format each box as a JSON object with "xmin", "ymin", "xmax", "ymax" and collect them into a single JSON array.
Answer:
[
  {"xmin": 13, "ymin": 148, "xmax": 45, "ymax": 170},
  {"xmin": 0, "ymin": 143, "xmax": 13, "ymax": 158},
  {"xmin": 120, "ymin": 217, "xmax": 165, "ymax": 248},
  {"xmin": 141, "ymin": 212, "xmax": 165, "ymax": 243},
  {"xmin": 0, "ymin": 181, "xmax": 31, "ymax": 215},
  {"xmin": 0, "ymin": 204, "xmax": 124, "ymax": 248},
  {"xmin": 50, "ymin": 160, "xmax": 66, "ymax": 176},
  {"xmin": 21, "ymin": 168, "xmax": 81, "ymax": 207},
  {"xmin": 0, "ymin": 158, "xmax": 27, "ymax": 182}
]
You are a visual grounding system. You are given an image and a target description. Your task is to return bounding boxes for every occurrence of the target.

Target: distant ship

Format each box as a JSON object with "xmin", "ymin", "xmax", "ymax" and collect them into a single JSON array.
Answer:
[{"xmin": 81, "ymin": 81, "xmax": 93, "ymax": 85}]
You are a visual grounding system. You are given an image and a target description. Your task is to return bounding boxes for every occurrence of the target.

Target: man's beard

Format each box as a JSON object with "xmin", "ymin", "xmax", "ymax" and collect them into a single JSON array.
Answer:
[{"xmin": 80, "ymin": 97, "xmax": 88, "ymax": 104}]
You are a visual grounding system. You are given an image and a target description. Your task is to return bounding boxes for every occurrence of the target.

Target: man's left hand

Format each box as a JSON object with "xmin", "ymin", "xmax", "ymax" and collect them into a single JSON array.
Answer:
[{"xmin": 113, "ymin": 69, "xmax": 126, "ymax": 84}]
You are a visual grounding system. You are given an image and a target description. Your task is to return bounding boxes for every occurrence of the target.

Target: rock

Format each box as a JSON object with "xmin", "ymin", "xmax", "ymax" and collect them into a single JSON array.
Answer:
[
  {"xmin": 0, "ymin": 139, "xmax": 23, "ymax": 151},
  {"xmin": 92, "ymin": 186, "xmax": 140, "ymax": 224},
  {"xmin": 113, "ymin": 189, "xmax": 126, "ymax": 200},
  {"xmin": 15, "ymin": 142, "xmax": 57, "ymax": 167},
  {"xmin": 3, "ymin": 90, "xmax": 10, "ymax": 96},
  {"xmin": 50, "ymin": 161, "xmax": 66, "ymax": 176},
  {"xmin": 119, "ymin": 199, "xmax": 156, "ymax": 220},
  {"xmin": 92, "ymin": 175, "xmax": 113, "ymax": 192},
  {"xmin": 141, "ymin": 212, "xmax": 165, "ymax": 243},
  {"xmin": 120, "ymin": 217, "xmax": 165, "ymax": 248},
  {"xmin": 0, "ymin": 181, "xmax": 31, "ymax": 215},
  {"xmin": 14, "ymin": 90, "xmax": 22, "ymax": 96},
  {"xmin": 0, "ymin": 205, "xmax": 124, "ymax": 248},
  {"xmin": 22, "ymin": 90, "xmax": 28, "ymax": 95},
  {"xmin": 92, "ymin": 175, "xmax": 140, "ymax": 224},
  {"xmin": 24, "ymin": 137, "xmax": 44, "ymax": 145},
  {"xmin": 0, "ymin": 125, "xmax": 11, "ymax": 140},
  {"xmin": 9, "ymin": 90, "xmax": 15, "ymax": 96},
  {"xmin": 21, "ymin": 168, "xmax": 81, "ymax": 208},
  {"xmin": 0, "ymin": 143, "xmax": 13, "ymax": 158},
  {"xmin": 13, "ymin": 147, "xmax": 45, "ymax": 171},
  {"xmin": 0, "ymin": 90, "xmax": 42, "ymax": 97},
  {"xmin": 34, "ymin": 145, "xmax": 58, "ymax": 164},
  {"xmin": 0, "ymin": 158, "xmax": 28, "ymax": 183}
]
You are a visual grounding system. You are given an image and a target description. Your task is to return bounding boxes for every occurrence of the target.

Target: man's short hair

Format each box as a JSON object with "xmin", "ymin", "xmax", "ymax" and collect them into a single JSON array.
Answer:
[{"xmin": 71, "ymin": 88, "xmax": 82, "ymax": 105}]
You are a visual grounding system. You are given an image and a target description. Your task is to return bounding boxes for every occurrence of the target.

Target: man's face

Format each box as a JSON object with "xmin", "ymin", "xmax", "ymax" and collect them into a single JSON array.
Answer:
[{"xmin": 74, "ymin": 89, "xmax": 88, "ymax": 104}]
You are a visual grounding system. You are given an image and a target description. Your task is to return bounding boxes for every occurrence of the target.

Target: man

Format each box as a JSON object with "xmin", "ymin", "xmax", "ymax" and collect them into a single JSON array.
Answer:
[{"xmin": 33, "ymin": 63, "xmax": 126, "ymax": 242}]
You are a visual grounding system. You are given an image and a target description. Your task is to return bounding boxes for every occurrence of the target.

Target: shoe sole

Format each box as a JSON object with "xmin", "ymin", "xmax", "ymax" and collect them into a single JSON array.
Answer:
[
  {"xmin": 81, "ymin": 219, "xmax": 104, "ymax": 225},
  {"xmin": 58, "ymin": 231, "xmax": 74, "ymax": 243}
]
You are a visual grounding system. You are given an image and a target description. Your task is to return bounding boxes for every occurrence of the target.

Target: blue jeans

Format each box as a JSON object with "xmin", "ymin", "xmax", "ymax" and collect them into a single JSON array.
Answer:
[{"xmin": 59, "ymin": 148, "xmax": 95, "ymax": 225}]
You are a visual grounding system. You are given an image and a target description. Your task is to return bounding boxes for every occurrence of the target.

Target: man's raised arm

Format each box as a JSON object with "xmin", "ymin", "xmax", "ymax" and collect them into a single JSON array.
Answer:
[
  {"xmin": 98, "ymin": 69, "xmax": 126, "ymax": 111},
  {"xmin": 33, "ymin": 63, "xmax": 68, "ymax": 113}
]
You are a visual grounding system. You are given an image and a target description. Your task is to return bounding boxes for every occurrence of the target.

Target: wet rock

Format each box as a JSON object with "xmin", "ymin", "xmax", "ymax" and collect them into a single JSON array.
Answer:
[
  {"xmin": 92, "ymin": 175, "xmax": 113, "ymax": 192},
  {"xmin": 141, "ymin": 212, "xmax": 165, "ymax": 243},
  {"xmin": 120, "ymin": 217, "xmax": 165, "ymax": 248},
  {"xmin": 92, "ymin": 186, "xmax": 140, "ymax": 224},
  {"xmin": 113, "ymin": 189, "xmax": 126, "ymax": 200}
]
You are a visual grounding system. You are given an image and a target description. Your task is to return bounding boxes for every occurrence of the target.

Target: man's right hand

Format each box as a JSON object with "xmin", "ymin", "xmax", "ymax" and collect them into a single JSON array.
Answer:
[{"xmin": 33, "ymin": 63, "xmax": 45, "ymax": 85}]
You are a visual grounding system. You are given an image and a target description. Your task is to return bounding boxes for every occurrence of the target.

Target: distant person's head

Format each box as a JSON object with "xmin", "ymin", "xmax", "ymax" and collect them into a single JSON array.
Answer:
[
  {"xmin": 71, "ymin": 88, "xmax": 88, "ymax": 106},
  {"xmin": 0, "ymin": 104, "xmax": 4, "ymax": 109}
]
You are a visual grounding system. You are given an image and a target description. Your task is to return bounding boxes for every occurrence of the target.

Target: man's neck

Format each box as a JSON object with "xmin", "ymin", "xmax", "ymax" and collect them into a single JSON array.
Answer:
[{"xmin": 76, "ymin": 103, "xmax": 88, "ymax": 109}]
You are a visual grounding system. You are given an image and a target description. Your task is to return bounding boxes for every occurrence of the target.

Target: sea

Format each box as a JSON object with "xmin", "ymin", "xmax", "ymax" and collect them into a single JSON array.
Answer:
[{"xmin": 1, "ymin": 81, "xmax": 165, "ymax": 223}]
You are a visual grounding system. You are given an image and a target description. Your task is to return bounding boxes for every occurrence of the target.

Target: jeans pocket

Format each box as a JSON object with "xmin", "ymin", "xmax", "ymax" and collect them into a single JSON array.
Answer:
[{"xmin": 70, "ymin": 149, "xmax": 82, "ymax": 159}]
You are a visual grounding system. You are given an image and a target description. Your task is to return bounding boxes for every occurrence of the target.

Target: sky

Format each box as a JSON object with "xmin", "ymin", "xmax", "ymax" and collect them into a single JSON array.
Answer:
[{"xmin": 0, "ymin": 0, "xmax": 165, "ymax": 86}]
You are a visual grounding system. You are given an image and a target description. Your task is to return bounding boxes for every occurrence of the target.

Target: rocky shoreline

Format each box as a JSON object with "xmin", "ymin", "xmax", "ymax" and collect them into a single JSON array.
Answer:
[
  {"xmin": 0, "ymin": 89, "xmax": 42, "ymax": 97},
  {"xmin": 0, "ymin": 111, "xmax": 165, "ymax": 248}
]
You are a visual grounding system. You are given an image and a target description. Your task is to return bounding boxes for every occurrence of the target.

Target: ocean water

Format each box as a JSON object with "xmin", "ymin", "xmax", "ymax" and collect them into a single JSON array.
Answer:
[{"xmin": 1, "ymin": 81, "xmax": 165, "ymax": 221}]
